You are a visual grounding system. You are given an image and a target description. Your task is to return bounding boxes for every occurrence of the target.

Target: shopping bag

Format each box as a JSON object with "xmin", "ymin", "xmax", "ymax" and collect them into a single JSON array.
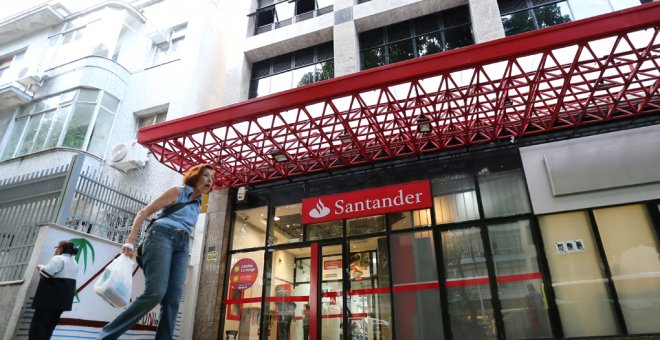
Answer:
[{"xmin": 94, "ymin": 254, "xmax": 135, "ymax": 308}]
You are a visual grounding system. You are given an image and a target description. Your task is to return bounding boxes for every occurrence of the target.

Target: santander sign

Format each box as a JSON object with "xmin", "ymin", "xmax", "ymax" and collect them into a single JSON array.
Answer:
[{"xmin": 302, "ymin": 180, "xmax": 432, "ymax": 224}]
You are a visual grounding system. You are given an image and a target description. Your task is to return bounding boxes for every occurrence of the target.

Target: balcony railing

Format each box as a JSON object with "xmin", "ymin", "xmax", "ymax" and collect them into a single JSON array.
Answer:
[{"xmin": 253, "ymin": 5, "xmax": 333, "ymax": 36}]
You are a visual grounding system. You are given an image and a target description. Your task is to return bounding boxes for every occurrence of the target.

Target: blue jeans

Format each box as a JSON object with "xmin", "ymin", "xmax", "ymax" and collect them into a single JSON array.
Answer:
[{"xmin": 97, "ymin": 224, "xmax": 190, "ymax": 339}]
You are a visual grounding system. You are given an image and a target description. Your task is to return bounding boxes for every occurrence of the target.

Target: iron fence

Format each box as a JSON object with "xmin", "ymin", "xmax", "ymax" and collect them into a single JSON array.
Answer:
[{"xmin": 0, "ymin": 154, "xmax": 150, "ymax": 282}]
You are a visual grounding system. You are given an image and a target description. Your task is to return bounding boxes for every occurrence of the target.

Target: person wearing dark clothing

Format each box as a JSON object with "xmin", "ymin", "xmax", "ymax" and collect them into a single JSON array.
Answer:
[
  {"xmin": 29, "ymin": 240, "xmax": 79, "ymax": 340},
  {"xmin": 277, "ymin": 301, "xmax": 296, "ymax": 340},
  {"xmin": 303, "ymin": 304, "xmax": 310, "ymax": 340}
]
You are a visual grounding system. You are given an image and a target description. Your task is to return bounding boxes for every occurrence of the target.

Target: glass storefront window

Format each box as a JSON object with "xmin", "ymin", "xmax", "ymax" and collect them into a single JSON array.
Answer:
[
  {"xmin": 390, "ymin": 231, "xmax": 444, "ymax": 339},
  {"xmin": 432, "ymin": 174, "xmax": 479, "ymax": 224},
  {"xmin": 262, "ymin": 247, "xmax": 311, "ymax": 340},
  {"xmin": 232, "ymin": 207, "xmax": 268, "ymax": 250},
  {"xmin": 593, "ymin": 204, "xmax": 660, "ymax": 334},
  {"xmin": 348, "ymin": 236, "xmax": 392, "ymax": 340},
  {"xmin": 321, "ymin": 244, "xmax": 344, "ymax": 338},
  {"xmin": 441, "ymin": 227, "xmax": 497, "ymax": 339},
  {"xmin": 223, "ymin": 251, "xmax": 265, "ymax": 340},
  {"xmin": 478, "ymin": 169, "xmax": 531, "ymax": 218},
  {"xmin": 539, "ymin": 211, "xmax": 620, "ymax": 337},
  {"xmin": 306, "ymin": 220, "xmax": 342, "ymax": 241},
  {"xmin": 269, "ymin": 204, "xmax": 303, "ymax": 245},
  {"xmin": 389, "ymin": 209, "xmax": 432, "ymax": 230},
  {"xmin": 347, "ymin": 215, "xmax": 386, "ymax": 236},
  {"xmin": 488, "ymin": 220, "xmax": 552, "ymax": 339}
]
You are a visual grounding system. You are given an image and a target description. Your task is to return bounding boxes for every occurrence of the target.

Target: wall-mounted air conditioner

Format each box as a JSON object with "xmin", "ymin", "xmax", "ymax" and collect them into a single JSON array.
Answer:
[
  {"xmin": 16, "ymin": 67, "xmax": 45, "ymax": 87},
  {"xmin": 107, "ymin": 140, "xmax": 148, "ymax": 172}
]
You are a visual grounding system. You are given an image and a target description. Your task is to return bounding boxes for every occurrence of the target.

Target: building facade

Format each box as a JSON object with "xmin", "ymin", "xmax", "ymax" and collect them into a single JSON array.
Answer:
[
  {"xmin": 0, "ymin": 0, "xmax": 225, "ymax": 338},
  {"xmin": 137, "ymin": 0, "xmax": 660, "ymax": 340},
  {"xmin": 2, "ymin": 0, "xmax": 659, "ymax": 339}
]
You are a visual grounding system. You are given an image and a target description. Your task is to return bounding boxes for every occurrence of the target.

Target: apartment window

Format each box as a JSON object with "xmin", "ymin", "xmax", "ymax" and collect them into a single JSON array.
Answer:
[
  {"xmin": 41, "ymin": 6, "xmax": 144, "ymax": 70},
  {"xmin": 498, "ymin": 0, "xmax": 645, "ymax": 36},
  {"xmin": 252, "ymin": 0, "xmax": 333, "ymax": 35},
  {"xmin": 1, "ymin": 89, "xmax": 119, "ymax": 159},
  {"xmin": 359, "ymin": 5, "xmax": 474, "ymax": 70},
  {"xmin": 249, "ymin": 42, "xmax": 334, "ymax": 98},
  {"xmin": 137, "ymin": 112, "xmax": 167, "ymax": 129},
  {"xmin": 150, "ymin": 25, "xmax": 186, "ymax": 66},
  {"xmin": 0, "ymin": 51, "xmax": 25, "ymax": 81}
]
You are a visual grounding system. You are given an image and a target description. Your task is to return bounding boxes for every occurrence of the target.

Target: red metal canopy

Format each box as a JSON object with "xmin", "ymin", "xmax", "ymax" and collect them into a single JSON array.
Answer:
[{"xmin": 139, "ymin": 3, "xmax": 660, "ymax": 188}]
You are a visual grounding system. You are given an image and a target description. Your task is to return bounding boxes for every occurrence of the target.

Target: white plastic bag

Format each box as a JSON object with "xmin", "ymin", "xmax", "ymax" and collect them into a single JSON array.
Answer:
[{"xmin": 94, "ymin": 254, "xmax": 135, "ymax": 308}]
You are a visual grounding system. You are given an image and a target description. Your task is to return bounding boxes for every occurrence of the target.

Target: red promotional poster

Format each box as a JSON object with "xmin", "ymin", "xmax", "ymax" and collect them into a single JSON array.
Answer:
[
  {"xmin": 302, "ymin": 180, "xmax": 432, "ymax": 224},
  {"xmin": 230, "ymin": 258, "xmax": 258, "ymax": 290}
]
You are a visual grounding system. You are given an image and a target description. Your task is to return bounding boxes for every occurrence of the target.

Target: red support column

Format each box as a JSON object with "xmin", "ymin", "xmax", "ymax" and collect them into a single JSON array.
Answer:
[{"xmin": 310, "ymin": 242, "xmax": 319, "ymax": 340}]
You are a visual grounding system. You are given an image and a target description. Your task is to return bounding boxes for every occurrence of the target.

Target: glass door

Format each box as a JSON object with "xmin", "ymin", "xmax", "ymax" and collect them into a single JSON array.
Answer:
[{"xmin": 319, "ymin": 243, "xmax": 344, "ymax": 340}]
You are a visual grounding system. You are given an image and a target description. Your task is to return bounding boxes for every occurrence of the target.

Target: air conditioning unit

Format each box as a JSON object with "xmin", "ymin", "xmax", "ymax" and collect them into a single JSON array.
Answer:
[
  {"xmin": 107, "ymin": 140, "xmax": 148, "ymax": 172},
  {"xmin": 16, "ymin": 67, "xmax": 45, "ymax": 87}
]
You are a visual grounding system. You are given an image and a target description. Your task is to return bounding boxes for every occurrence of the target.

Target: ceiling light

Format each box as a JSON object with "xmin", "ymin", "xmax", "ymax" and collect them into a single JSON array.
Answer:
[
  {"xmin": 416, "ymin": 116, "xmax": 432, "ymax": 133},
  {"xmin": 338, "ymin": 130, "xmax": 352, "ymax": 144},
  {"xmin": 267, "ymin": 147, "xmax": 288, "ymax": 163}
]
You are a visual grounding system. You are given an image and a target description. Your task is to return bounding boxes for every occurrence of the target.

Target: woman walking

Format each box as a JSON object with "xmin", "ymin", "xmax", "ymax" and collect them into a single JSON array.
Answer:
[{"xmin": 97, "ymin": 164, "xmax": 214, "ymax": 339}]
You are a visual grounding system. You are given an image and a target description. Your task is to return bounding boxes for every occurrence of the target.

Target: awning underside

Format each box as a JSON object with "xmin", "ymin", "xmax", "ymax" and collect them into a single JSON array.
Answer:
[{"xmin": 139, "ymin": 4, "xmax": 660, "ymax": 188}]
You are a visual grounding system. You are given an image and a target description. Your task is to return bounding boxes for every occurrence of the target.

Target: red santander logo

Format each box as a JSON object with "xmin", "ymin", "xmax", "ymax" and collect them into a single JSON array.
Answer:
[{"xmin": 302, "ymin": 180, "xmax": 431, "ymax": 224}]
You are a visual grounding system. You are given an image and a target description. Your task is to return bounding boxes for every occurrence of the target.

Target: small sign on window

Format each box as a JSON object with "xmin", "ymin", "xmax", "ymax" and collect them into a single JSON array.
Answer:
[{"xmin": 555, "ymin": 239, "xmax": 586, "ymax": 254}]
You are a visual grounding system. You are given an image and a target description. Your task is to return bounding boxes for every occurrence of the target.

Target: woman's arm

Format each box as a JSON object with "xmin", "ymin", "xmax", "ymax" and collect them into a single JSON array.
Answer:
[{"xmin": 122, "ymin": 186, "xmax": 181, "ymax": 256}]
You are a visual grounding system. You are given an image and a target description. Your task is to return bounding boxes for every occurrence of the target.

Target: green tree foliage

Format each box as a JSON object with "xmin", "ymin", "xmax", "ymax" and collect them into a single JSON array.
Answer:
[{"xmin": 502, "ymin": 4, "xmax": 572, "ymax": 36}]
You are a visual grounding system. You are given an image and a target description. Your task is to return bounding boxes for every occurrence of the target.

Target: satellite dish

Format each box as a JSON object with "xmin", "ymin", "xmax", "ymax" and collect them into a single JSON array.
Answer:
[{"xmin": 111, "ymin": 143, "xmax": 129, "ymax": 162}]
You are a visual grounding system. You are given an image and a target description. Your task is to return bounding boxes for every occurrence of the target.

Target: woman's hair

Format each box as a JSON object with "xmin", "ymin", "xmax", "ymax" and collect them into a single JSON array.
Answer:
[
  {"xmin": 183, "ymin": 164, "xmax": 215, "ymax": 187},
  {"xmin": 58, "ymin": 240, "xmax": 78, "ymax": 256}
]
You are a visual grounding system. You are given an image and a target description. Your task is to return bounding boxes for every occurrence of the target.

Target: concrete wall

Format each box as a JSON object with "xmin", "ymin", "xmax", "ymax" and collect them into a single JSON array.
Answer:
[{"xmin": 520, "ymin": 124, "xmax": 660, "ymax": 215}]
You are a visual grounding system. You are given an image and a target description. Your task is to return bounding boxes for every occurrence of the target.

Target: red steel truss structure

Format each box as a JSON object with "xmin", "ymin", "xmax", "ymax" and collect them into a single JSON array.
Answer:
[{"xmin": 139, "ymin": 3, "xmax": 660, "ymax": 188}]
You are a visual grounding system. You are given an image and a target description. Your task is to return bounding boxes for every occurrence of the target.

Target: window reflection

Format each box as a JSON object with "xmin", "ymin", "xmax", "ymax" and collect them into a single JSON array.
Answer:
[
  {"xmin": 390, "ymin": 231, "xmax": 444, "ymax": 339},
  {"xmin": 488, "ymin": 221, "xmax": 552, "ymax": 339},
  {"xmin": 389, "ymin": 209, "xmax": 432, "ymax": 230},
  {"xmin": 249, "ymin": 43, "xmax": 334, "ymax": 98},
  {"xmin": 432, "ymin": 174, "xmax": 479, "ymax": 224},
  {"xmin": 2, "ymin": 90, "xmax": 117, "ymax": 160},
  {"xmin": 442, "ymin": 227, "xmax": 497, "ymax": 339},
  {"xmin": 593, "ymin": 204, "xmax": 660, "ymax": 334},
  {"xmin": 269, "ymin": 204, "xmax": 303, "ymax": 245},
  {"xmin": 498, "ymin": 0, "xmax": 643, "ymax": 36},
  {"xmin": 232, "ymin": 206, "xmax": 268, "ymax": 250},
  {"xmin": 306, "ymin": 220, "xmax": 342, "ymax": 241},
  {"xmin": 359, "ymin": 5, "xmax": 474, "ymax": 70},
  {"xmin": 348, "ymin": 237, "xmax": 392, "ymax": 340}
]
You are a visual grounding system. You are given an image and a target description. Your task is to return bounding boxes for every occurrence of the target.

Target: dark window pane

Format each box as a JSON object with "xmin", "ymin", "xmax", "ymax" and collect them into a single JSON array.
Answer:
[
  {"xmin": 258, "ymin": 0, "xmax": 274, "ymax": 8},
  {"xmin": 273, "ymin": 54, "xmax": 292, "ymax": 73},
  {"xmin": 502, "ymin": 10, "xmax": 536, "ymax": 36},
  {"xmin": 253, "ymin": 60, "xmax": 271, "ymax": 78},
  {"xmin": 360, "ymin": 29, "xmax": 384, "ymax": 49},
  {"xmin": 534, "ymin": 2, "xmax": 572, "ymax": 29},
  {"xmin": 414, "ymin": 14, "xmax": 440, "ymax": 35},
  {"xmin": 442, "ymin": 5, "xmax": 470, "ymax": 28},
  {"xmin": 347, "ymin": 215, "xmax": 385, "ymax": 236},
  {"xmin": 387, "ymin": 21, "xmax": 412, "ymax": 42},
  {"xmin": 306, "ymin": 221, "xmax": 342, "ymax": 240},
  {"xmin": 296, "ymin": 0, "xmax": 314, "ymax": 14},
  {"xmin": 416, "ymin": 33, "xmax": 443, "ymax": 57},
  {"xmin": 361, "ymin": 47, "xmax": 386, "ymax": 70},
  {"xmin": 388, "ymin": 40, "xmax": 414, "ymax": 64},
  {"xmin": 317, "ymin": 42, "xmax": 334, "ymax": 61},
  {"xmin": 295, "ymin": 47, "xmax": 315, "ymax": 67},
  {"xmin": 531, "ymin": 0, "xmax": 559, "ymax": 6},
  {"xmin": 444, "ymin": 25, "xmax": 474, "ymax": 51},
  {"xmin": 498, "ymin": 0, "xmax": 529, "ymax": 14},
  {"xmin": 256, "ymin": 8, "xmax": 275, "ymax": 27}
]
